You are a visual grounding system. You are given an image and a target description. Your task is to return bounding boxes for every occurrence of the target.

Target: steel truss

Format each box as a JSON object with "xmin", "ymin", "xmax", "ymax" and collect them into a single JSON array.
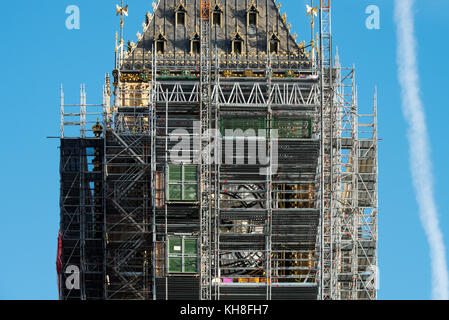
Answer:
[{"xmin": 151, "ymin": 81, "xmax": 319, "ymax": 107}]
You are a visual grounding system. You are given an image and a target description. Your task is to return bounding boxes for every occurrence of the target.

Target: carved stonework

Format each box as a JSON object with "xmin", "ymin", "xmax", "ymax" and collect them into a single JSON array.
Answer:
[{"xmin": 120, "ymin": 73, "xmax": 141, "ymax": 82}]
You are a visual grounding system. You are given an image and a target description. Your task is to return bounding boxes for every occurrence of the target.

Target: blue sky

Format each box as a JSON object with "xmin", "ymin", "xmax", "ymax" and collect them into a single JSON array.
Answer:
[{"xmin": 0, "ymin": 0, "xmax": 448, "ymax": 300}]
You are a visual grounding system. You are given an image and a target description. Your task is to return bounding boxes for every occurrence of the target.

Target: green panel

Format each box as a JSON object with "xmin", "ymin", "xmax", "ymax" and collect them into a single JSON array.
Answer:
[
  {"xmin": 273, "ymin": 119, "xmax": 312, "ymax": 139},
  {"xmin": 168, "ymin": 184, "xmax": 182, "ymax": 201},
  {"xmin": 183, "ymin": 238, "xmax": 198, "ymax": 255},
  {"xmin": 168, "ymin": 165, "xmax": 182, "ymax": 182},
  {"xmin": 221, "ymin": 118, "xmax": 312, "ymax": 138},
  {"xmin": 243, "ymin": 118, "xmax": 264, "ymax": 131},
  {"xmin": 184, "ymin": 166, "xmax": 198, "ymax": 182},
  {"xmin": 168, "ymin": 237, "xmax": 182, "ymax": 254},
  {"xmin": 168, "ymin": 257, "xmax": 182, "ymax": 273},
  {"xmin": 183, "ymin": 185, "xmax": 198, "ymax": 201},
  {"xmin": 221, "ymin": 118, "xmax": 266, "ymax": 136},
  {"xmin": 184, "ymin": 257, "xmax": 198, "ymax": 273}
]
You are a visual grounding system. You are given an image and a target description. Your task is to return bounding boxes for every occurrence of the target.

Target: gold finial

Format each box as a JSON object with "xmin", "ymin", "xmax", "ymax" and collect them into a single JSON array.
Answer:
[
  {"xmin": 116, "ymin": 1, "xmax": 129, "ymax": 63},
  {"xmin": 306, "ymin": 1, "xmax": 318, "ymax": 39},
  {"xmin": 116, "ymin": 1, "xmax": 129, "ymax": 31},
  {"xmin": 115, "ymin": 32, "xmax": 118, "ymax": 53},
  {"xmin": 116, "ymin": 1, "xmax": 129, "ymax": 20},
  {"xmin": 115, "ymin": 31, "xmax": 119, "ymax": 68}
]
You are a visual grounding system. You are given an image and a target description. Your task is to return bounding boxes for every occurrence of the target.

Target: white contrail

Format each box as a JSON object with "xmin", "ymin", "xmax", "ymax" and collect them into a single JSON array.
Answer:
[{"xmin": 394, "ymin": 0, "xmax": 449, "ymax": 299}]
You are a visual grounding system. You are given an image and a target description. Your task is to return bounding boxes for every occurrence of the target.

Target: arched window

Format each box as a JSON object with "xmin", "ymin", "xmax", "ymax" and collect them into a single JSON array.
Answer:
[
  {"xmin": 154, "ymin": 32, "xmax": 167, "ymax": 54},
  {"xmin": 212, "ymin": 4, "xmax": 223, "ymax": 27},
  {"xmin": 247, "ymin": 2, "xmax": 259, "ymax": 27},
  {"xmin": 269, "ymin": 33, "xmax": 280, "ymax": 54},
  {"xmin": 232, "ymin": 30, "xmax": 244, "ymax": 55},
  {"xmin": 175, "ymin": 2, "xmax": 187, "ymax": 27},
  {"xmin": 190, "ymin": 32, "xmax": 200, "ymax": 55}
]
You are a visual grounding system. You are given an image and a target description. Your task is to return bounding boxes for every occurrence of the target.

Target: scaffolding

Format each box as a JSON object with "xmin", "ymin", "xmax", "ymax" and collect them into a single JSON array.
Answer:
[
  {"xmin": 58, "ymin": 84, "xmax": 106, "ymax": 300},
  {"xmin": 199, "ymin": 0, "xmax": 213, "ymax": 301},
  {"xmin": 317, "ymin": 0, "xmax": 337, "ymax": 300},
  {"xmin": 57, "ymin": 0, "xmax": 377, "ymax": 300}
]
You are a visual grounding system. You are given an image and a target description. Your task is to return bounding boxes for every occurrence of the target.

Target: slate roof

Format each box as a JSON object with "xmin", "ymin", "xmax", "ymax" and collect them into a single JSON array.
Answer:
[{"xmin": 121, "ymin": 0, "xmax": 308, "ymax": 71}]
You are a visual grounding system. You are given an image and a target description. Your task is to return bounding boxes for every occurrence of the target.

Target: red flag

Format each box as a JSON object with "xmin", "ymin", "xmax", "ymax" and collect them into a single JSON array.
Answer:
[
  {"xmin": 56, "ymin": 229, "xmax": 62, "ymax": 274},
  {"xmin": 56, "ymin": 229, "xmax": 63, "ymax": 298}
]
